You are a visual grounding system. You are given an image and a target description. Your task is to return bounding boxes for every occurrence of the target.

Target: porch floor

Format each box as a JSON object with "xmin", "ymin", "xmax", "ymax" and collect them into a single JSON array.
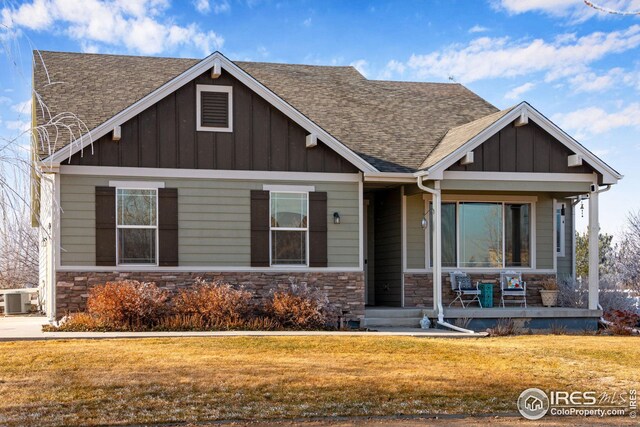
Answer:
[{"xmin": 444, "ymin": 307, "xmax": 602, "ymax": 318}]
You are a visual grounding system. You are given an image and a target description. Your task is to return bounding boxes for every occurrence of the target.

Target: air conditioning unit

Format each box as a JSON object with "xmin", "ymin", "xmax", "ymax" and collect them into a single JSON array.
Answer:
[{"xmin": 4, "ymin": 293, "xmax": 31, "ymax": 315}]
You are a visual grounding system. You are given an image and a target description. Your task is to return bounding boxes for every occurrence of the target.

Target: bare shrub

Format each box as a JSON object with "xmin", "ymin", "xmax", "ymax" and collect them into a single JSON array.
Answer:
[
  {"xmin": 264, "ymin": 282, "xmax": 337, "ymax": 329},
  {"xmin": 155, "ymin": 314, "xmax": 281, "ymax": 331},
  {"xmin": 172, "ymin": 279, "xmax": 253, "ymax": 327},
  {"xmin": 42, "ymin": 312, "xmax": 109, "ymax": 332},
  {"xmin": 87, "ymin": 280, "xmax": 169, "ymax": 328},
  {"xmin": 487, "ymin": 319, "xmax": 518, "ymax": 336},
  {"xmin": 558, "ymin": 277, "xmax": 588, "ymax": 308},
  {"xmin": 602, "ymin": 310, "xmax": 640, "ymax": 336}
]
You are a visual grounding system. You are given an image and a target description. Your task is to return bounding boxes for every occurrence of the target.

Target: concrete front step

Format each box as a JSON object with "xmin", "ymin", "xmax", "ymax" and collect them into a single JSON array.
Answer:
[
  {"xmin": 364, "ymin": 317, "xmax": 422, "ymax": 328},
  {"xmin": 364, "ymin": 308, "xmax": 424, "ymax": 318}
]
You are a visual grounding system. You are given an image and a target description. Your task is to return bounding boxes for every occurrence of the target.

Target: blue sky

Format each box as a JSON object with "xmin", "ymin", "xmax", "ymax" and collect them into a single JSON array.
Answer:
[{"xmin": 1, "ymin": 0, "xmax": 640, "ymax": 235}]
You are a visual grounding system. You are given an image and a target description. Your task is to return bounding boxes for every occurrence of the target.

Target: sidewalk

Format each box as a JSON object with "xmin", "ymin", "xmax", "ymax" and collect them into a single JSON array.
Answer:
[{"xmin": 0, "ymin": 316, "xmax": 487, "ymax": 340}]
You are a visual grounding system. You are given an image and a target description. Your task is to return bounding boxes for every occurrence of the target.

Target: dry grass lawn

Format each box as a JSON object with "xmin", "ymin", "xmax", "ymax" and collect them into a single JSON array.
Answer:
[{"xmin": 0, "ymin": 336, "xmax": 638, "ymax": 426}]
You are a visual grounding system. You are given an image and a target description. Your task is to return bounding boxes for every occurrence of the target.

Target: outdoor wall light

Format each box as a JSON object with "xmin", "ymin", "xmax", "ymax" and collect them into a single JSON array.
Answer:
[
  {"xmin": 333, "ymin": 212, "xmax": 341, "ymax": 224},
  {"xmin": 421, "ymin": 215, "xmax": 429, "ymax": 230}
]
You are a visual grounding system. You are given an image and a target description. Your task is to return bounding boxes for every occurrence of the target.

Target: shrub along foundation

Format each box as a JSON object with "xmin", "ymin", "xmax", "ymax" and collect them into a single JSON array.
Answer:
[{"xmin": 55, "ymin": 271, "xmax": 365, "ymax": 326}]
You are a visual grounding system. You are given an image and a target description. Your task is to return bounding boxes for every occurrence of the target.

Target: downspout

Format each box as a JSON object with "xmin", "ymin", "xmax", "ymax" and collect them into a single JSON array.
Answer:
[{"xmin": 417, "ymin": 175, "xmax": 475, "ymax": 334}]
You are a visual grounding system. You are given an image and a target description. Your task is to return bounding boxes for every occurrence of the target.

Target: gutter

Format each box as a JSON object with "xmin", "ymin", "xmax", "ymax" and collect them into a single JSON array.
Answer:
[{"xmin": 416, "ymin": 174, "xmax": 476, "ymax": 334}]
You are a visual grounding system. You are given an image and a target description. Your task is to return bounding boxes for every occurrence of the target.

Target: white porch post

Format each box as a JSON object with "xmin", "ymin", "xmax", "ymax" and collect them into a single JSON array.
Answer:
[
  {"xmin": 432, "ymin": 181, "xmax": 442, "ymax": 315},
  {"xmin": 588, "ymin": 189, "xmax": 599, "ymax": 310}
]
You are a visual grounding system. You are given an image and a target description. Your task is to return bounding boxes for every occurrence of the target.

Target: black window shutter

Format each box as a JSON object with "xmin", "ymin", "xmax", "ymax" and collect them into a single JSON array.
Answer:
[
  {"xmin": 158, "ymin": 188, "xmax": 179, "ymax": 266},
  {"xmin": 201, "ymin": 91, "xmax": 229, "ymax": 128},
  {"xmin": 309, "ymin": 192, "xmax": 328, "ymax": 267},
  {"xmin": 95, "ymin": 186, "xmax": 116, "ymax": 266},
  {"xmin": 250, "ymin": 190, "xmax": 270, "ymax": 267}
]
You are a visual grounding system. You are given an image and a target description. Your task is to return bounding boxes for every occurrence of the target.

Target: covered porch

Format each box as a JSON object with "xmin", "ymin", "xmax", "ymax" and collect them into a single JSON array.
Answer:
[{"xmin": 362, "ymin": 173, "xmax": 604, "ymax": 330}]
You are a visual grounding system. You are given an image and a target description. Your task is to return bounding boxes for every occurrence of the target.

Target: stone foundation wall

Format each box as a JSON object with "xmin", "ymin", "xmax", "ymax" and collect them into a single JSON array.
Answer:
[
  {"xmin": 403, "ymin": 274, "xmax": 434, "ymax": 308},
  {"xmin": 55, "ymin": 271, "xmax": 365, "ymax": 323},
  {"xmin": 404, "ymin": 273, "xmax": 556, "ymax": 308}
]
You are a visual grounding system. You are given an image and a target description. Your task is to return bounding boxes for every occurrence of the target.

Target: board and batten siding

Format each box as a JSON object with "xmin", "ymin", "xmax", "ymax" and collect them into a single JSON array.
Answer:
[
  {"xmin": 403, "ymin": 191, "xmax": 557, "ymax": 271},
  {"xmin": 59, "ymin": 174, "xmax": 359, "ymax": 268}
]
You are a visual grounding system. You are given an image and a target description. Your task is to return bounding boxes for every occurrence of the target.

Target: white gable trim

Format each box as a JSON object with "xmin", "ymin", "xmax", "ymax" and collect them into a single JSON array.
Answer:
[
  {"xmin": 42, "ymin": 52, "xmax": 378, "ymax": 173},
  {"xmin": 426, "ymin": 102, "xmax": 622, "ymax": 185}
]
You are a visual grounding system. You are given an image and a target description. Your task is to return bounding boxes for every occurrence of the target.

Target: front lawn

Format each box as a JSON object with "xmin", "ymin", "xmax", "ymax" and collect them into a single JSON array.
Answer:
[{"xmin": 0, "ymin": 336, "xmax": 638, "ymax": 426}]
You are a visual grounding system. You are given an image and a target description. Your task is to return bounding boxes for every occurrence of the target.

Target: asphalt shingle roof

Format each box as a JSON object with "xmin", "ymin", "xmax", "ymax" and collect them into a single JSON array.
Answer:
[{"xmin": 34, "ymin": 51, "xmax": 500, "ymax": 171}]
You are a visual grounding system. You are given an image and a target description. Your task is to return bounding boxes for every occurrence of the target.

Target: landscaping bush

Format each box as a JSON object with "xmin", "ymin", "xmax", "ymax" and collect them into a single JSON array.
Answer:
[
  {"xmin": 42, "ymin": 312, "xmax": 109, "ymax": 332},
  {"xmin": 603, "ymin": 309, "xmax": 640, "ymax": 336},
  {"xmin": 172, "ymin": 280, "xmax": 253, "ymax": 327},
  {"xmin": 487, "ymin": 319, "xmax": 518, "ymax": 336},
  {"xmin": 49, "ymin": 279, "xmax": 339, "ymax": 332},
  {"xmin": 86, "ymin": 280, "xmax": 169, "ymax": 329},
  {"xmin": 264, "ymin": 282, "xmax": 337, "ymax": 329}
]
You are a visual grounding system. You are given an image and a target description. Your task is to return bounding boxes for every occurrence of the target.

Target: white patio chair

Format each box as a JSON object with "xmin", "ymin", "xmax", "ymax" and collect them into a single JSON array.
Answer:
[
  {"xmin": 449, "ymin": 271, "xmax": 482, "ymax": 308},
  {"xmin": 499, "ymin": 270, "xmax": 527, "ymax": 307}
]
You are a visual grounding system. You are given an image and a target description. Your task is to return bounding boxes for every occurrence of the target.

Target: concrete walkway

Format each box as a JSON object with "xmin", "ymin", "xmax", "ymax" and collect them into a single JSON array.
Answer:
[{"xmin": 0, "ymin": 316, "xmax": 487, "ymax": 340}]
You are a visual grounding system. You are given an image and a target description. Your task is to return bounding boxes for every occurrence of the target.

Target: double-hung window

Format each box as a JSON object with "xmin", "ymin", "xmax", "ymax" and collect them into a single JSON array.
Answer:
[
  {"xmin": 270, "ymin": 192, "xmax": 308, "ymax": 266},
  {"xmin": 431, "ymin": 200, "xmax": 532, "ymax": 268},
  {"xmin": 116, "ymin": 188, "xmax": 158, "ymax": 265}
]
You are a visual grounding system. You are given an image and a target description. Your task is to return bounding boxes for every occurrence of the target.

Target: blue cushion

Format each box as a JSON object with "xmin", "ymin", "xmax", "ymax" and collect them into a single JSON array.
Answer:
[{"xmin": 456, "ymin": 275, "xmax": 474, "ymax": 290}]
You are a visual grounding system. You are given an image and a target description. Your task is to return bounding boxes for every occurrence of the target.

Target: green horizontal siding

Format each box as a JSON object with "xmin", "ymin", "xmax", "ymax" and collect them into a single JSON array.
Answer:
[
  {"xmin": 536, "ymin": 195, "xmax": 554, "ymax": 270},
  {"xmin": 405, "ymin": 193, "xmax": 426, "ymax": 269},
  {"xmin": 60, "ymin": 175, "xmax": 360, "ymax": 268}
]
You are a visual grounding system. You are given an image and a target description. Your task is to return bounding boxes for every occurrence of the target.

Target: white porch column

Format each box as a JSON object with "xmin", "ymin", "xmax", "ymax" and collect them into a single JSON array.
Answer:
[
  {"xmin": 432, "ymin": 181, "xmax": 442, "ymax": 315},
  {"xmin": 588, "ymin": 189, "xmax": 599, "ymax": 310}
]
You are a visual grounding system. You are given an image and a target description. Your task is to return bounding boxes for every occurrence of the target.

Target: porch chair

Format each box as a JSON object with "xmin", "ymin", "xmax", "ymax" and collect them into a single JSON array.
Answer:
[
  {"xmin": 449, "ymin": 271, "xmax": 482, "ymax": 308},
  {"xmin": 499, "ymin": 271, "xmax": 527, "ymax": 307}
]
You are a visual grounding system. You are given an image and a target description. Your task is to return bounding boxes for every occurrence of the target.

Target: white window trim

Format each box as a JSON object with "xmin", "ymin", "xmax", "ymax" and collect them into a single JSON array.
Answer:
[
  {"xmin": 196, "ymin": 84, "xmax": 233, "ymax": 132},
  {"xmin": 269, "ymin": 191, "xmax": 310, "ymax": 267},
  {"xmin": 556, "ymin": 201, "xmax": 566, "ymax": 258},
  {"xmin": 427, "ymin": 198, "xmax": 537, "ymax": 270},
  {"xmin": 109, "ymin": 181, "xmax": 165, "ymax": 189},
  {"xmin": 115, "ymin": 187, "xmax": 159, "ymax": 267},
  {"xmin": 263, "ymin": 184, "xmax": 315, "ymax": 192}
]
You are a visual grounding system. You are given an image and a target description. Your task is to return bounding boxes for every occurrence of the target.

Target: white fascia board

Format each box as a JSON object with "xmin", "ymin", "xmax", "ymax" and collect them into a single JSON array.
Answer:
[
  {"xmin": 442, "ymin": 171, "xmax": 597, "ymax": 182},
  {"xmin": 426, "ymin": 102, "xmax": 622, "ymax": 185},
  {"xmin": 43, "ymin": 52, "xmax": 377, "ymax": 173},
  {"xmin": 60, "ymin": 165, "xmax": 362, "ymax": 182},
  {"xmin": 363, "ymin": 172, "xmax": 416, "ymax": 183}
]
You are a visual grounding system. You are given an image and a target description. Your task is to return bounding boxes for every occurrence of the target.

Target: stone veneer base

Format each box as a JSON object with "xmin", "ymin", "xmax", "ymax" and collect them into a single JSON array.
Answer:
[{"xmin": 55, "ymin": 271, "xmax": 365, "ymax": 323}]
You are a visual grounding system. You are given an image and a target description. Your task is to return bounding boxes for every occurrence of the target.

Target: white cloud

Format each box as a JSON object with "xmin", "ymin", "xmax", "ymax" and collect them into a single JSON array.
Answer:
[
  {"xmin": 468, "ymin": 25, "xmax": 489, "ymax": 33},
  {"xmin": 212, "ymin": 0, "xmax": 230, "ymax": 14},
  {"xmin": 496, "ymin": 0, "xmax": 580, "ymax": 16},
  {"xmin": 303, "ymin": 17, "xmax": 312, "ymax": 27},
  {"xmin": 11, "ymin": 99, "xmax": 31, "ymax": 114},
  {"xmin": 350, "ymin": 59, "xmax": 369, "ymax": 78},
  {"xmin": 405, "ymin": 25, "xmax": 640, "ymax": 83},
  {"xmin": 495, "ymin": 0, "xmax": 640, "ymax": 22},
  {"xmin": 377, "ymin": 59, "xmax": 406, "ymax": 80},
  {"xmin": 194, "ymin": 0, "xmax": 210, "ymax": 13},
  {"xmin": 1, "ymin": 0, "xmax": 224, "ymax": 56},
  {"xmin": 554, "ymin": 103, "xmax": 640, "ymax": 136},
  {"xmin": 504, "ymin": 82, "xmax": 535, "ymax": 100},
  {"xmin": 5, "ymin": 120, "xmax": 30, "ymax": 133},
  {"xmin": 568, "ymin": 67, "xmax": 640, "ymax": 93}
]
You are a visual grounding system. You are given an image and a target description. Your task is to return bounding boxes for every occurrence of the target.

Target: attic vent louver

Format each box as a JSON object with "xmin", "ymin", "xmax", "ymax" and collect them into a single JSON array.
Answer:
[
  {"xmin": 201, "ymin": 91, "xmax": 228, "ymax": 128},
  {"xmin": 196, "ymin": 85, "xmax": 233, "ymax": 132}
]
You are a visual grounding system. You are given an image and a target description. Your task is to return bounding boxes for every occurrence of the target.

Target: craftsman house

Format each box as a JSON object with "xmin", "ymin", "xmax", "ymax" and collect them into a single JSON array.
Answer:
[{"xmin": 33, "ymin": 51, "xmax": 621, "ymax": 330}]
